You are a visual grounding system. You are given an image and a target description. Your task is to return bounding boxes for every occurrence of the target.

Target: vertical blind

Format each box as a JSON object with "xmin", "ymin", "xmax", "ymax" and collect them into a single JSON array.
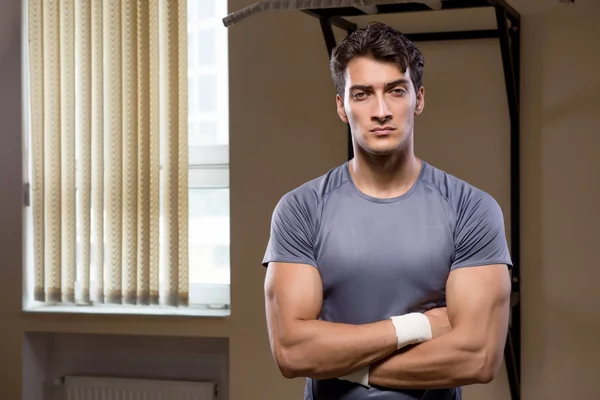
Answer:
[{"xmin": 27, "ymin": 0, "xmax": 189, "ymax": 307}]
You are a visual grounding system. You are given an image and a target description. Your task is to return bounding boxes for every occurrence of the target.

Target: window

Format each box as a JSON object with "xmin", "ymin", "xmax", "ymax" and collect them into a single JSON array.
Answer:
[
  {"xmin": 22, "ymin": 0, "xmax": 229, "ymax": 314},
  {"xmin": 187, "ymin": 0, "xmax": 230, "ymax": 308}
]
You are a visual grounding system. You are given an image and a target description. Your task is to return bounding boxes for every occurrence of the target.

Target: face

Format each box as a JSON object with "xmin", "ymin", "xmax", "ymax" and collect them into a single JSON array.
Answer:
[{"xmin": 336, "ymin": 56, "xmax": 425, "ymax": 156}]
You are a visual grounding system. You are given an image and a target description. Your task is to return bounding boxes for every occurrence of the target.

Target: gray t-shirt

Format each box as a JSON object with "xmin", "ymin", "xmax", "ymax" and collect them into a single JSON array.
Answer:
[{"xmin": 262, "ymin": 160, "xmax": 513, "ymax": 400}]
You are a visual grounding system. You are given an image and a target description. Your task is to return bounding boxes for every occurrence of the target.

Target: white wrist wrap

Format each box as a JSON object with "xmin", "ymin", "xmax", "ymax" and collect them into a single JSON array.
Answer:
[
  {"xmin": 390, "ymin": 313, "xmax": 432, "ymax": 349},
  {"xmin": 339, "ymin": 365, "xmax": 370, "ymax": 388}
]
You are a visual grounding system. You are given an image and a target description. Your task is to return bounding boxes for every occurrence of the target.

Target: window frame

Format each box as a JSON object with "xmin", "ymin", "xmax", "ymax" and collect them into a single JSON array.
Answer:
[
  {"xmin": 186, "ymin": 0, "xmax": 230, "ymax": 309},
  {"xmin": 21, "ymin": 0, "xmax": 231, "ymax": 314},
  {"xmin": 187, "ymin": 144, "xmax": 230, "ymax": 308}
]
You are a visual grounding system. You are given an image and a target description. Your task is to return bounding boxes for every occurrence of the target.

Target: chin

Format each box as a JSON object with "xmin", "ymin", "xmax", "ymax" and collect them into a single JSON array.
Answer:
[
  {"xmin": 363, "ymin": 138, "xmax": 405, "ymax": 155},
  {"xmin": 362, "ymin": 144, "xmax": 400, "ymax": 156}
]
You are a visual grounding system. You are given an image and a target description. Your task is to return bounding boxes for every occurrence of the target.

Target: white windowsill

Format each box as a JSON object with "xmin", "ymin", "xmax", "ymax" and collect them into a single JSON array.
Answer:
[
  {"xmin": 23, "ymin": 303, "xmax": 230, "ymax": 318},
  {"xmin": 22, "ymin": 282, "xmax": 231, "ymax": 318}
]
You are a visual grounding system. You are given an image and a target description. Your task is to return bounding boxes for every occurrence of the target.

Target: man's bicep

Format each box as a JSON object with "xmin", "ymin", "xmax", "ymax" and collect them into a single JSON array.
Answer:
[
  {"xmin": 264, "ymin": 262, "xmax": 323, "ymax": 346},
  {"xmin": 446, "ymin": 264, "xmax": 511, "ymax": 350}
]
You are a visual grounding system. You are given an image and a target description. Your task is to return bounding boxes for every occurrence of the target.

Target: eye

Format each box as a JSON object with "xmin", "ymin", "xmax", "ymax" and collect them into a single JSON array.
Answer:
[
  {"xmin": 391, "ymin": 88, "xmax": 407, "ymax": 96},
  {"xmin": 352, "ymin": 92, "xmax": 368, "ymax": 100}
]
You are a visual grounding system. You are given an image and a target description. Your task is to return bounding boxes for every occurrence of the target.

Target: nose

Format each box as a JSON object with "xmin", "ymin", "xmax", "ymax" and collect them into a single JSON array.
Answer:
[{"xmin": 372, "ymin": 95, "xmax": 392, "ymax": 123}]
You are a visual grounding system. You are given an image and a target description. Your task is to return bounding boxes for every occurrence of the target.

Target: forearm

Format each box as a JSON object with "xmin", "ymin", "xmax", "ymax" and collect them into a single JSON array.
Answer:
[
  {"xmin": 277, "ymin": 318, "xmax": 397, "ymax": 380},
  {"xmin": 369, "ymin": 328, "xmax": 492, "ymax": 389},
  {"xmin": 369, "ymin": 264, "xmax": 511, "ymax": 390}
]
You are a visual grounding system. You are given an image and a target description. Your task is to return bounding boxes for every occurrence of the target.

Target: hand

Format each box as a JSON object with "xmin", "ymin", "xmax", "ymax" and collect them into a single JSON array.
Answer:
[{"xmin": 424, "ymin": 307, "xmax": 451, "ymax": 338}]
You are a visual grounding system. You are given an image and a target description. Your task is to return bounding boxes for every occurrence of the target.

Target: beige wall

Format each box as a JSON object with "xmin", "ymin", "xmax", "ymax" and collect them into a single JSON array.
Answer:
[
  {"xmin": 1, "ymin": 0, "xmax": 599, "ymax": 399},
  {"xmin": 519, "ymin": 5, "xmax": 600, "ymax": 399}
]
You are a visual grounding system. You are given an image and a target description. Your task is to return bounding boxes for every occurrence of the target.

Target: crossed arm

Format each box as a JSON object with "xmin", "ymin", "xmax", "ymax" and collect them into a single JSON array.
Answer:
[
  {"xmin": 264, "ymin": 261, "xmax": 511, "ymax": 388},
  {"xmin": 368, "ymin": 263, "xmax": 512, "ymax": 389}
]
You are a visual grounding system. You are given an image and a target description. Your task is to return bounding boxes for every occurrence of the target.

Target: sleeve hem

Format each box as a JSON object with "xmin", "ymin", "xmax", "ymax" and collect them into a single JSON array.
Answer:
[
  {"xmin": 450, "ymin": 259, "xmax": 513, "ymax": 271},
  {"xmin": 262, "ymin": 257, "xmax": 319, "ymax": 269}
]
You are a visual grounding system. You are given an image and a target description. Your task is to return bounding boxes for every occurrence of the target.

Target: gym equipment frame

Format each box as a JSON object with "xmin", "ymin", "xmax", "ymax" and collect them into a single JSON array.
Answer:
[{"xmin": 223, "ymin": 2, "xmax": 522, "ymax": 399}]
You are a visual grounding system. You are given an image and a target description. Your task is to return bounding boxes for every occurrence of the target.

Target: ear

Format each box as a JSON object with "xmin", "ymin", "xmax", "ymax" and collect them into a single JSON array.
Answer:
[
  {"xmin": 415, "ymin": 86, "xmax": 425, "ymax": 116},
  {"xmin": 336, "ymin": 94, "xmax": 349, "ymax": 123}
]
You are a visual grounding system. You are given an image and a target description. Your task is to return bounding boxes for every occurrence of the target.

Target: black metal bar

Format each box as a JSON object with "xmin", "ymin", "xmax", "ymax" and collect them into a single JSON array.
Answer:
[
  {"xmin": 511, "ymin": 22, "xmax": 521, "ymax": 99},
  {"xmin": 486, "ymin": 0, "xmax": 521, "ymax": 23},
  {"xmin": 345, "ymin": 24, "xmax": 356, "ymax": 161},
  {"xmin": 304, "ymin": 0, "xmax": 490, "ymax": 18},
  {"xmin": 303, "ymin": 10, "xmax": 357, "ymax": 32},
  {"xmin": 319, "ymin": 17, "xmax": 337, "ymax": 57},
  {"xmin": 330, "ymin": 16, "xmax": 358, "ymax": 32},
  {"xmin": 317, "ymin": 17, "xmax": 355, "ymax": 161},
  {"xmin": 504, "ymin": 330, "xmax": 520, "ymax": 400},
  {"xmin": 509, "ymin": 14, "xmax": 522, "ymax": 400},
  {"xmin": 347, "ymin": 126, "xmax": 354, "ymax": 161},
  {"xmin": 495, "ymin": 6, "xmax": 521, "ymax": 400},
  {"xmin": 405, "ymin": 29, "xmax": 498, "ymax": 42},
  {"xmin": 495, "ymin": 8, "xmax": 519, "ymax": 124}
]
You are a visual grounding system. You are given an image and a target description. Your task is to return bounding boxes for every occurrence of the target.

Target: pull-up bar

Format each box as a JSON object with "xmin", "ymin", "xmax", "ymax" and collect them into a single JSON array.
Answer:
[{"xmin": 223, "ymin": 2, "xmax": 522, "ymax": 400}]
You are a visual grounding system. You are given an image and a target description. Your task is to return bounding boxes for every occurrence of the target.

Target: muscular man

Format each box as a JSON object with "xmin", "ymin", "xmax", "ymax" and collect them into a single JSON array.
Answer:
[{"xmin": 261, "ymin": 22, "xmax": 513, "ymax": 400}]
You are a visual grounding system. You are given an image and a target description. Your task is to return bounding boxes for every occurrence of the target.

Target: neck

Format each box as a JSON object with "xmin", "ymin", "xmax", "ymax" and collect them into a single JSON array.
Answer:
[{"xmin": 349, "ymin": 144, "xmax": 422, "ymax": 199}]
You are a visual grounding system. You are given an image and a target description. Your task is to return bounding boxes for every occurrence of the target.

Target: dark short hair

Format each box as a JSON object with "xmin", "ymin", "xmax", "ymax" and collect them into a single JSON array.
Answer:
[{"xmin": 329, "ymin": 22, "xmax": 424, "ymax": 97}]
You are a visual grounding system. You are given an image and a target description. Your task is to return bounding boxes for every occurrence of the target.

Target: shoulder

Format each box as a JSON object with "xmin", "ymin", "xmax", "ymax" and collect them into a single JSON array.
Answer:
[
  {"xmin": 272, "ymin": 163, "xmax": 349, "ymax": 219},
  {"xmin": 263, "ymin": 166, "xmax": 348, "ymax": 268},
  {"xmin": 421, "ymin": 161, "xmax": 503, "ymax": 221}
]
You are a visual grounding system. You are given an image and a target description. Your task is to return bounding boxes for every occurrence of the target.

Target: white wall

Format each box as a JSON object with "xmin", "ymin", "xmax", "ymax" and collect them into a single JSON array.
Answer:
[{"xmin": 23, "ymin": 333, "xmax": 229, "ymax": 400}]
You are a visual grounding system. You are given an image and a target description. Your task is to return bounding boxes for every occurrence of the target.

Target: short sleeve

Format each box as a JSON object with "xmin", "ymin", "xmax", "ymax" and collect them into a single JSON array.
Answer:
[
  {"xmin": 262, "ymin": 190, "xmax": 318, "ymax": 268},
  {"xmin": 451, "ymin": 191, "xmax": 513, "ymax": 271}
]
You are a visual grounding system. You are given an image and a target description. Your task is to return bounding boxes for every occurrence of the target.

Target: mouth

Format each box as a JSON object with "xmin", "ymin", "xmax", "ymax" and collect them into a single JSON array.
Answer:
[{"xmin": 370, "ymin": 127, "xmax": 395, "ymax": 135}]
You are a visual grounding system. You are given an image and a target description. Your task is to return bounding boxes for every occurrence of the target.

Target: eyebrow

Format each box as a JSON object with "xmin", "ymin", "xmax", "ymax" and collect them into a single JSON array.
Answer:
[{"xmin": 349, "ymin": 78, "xmax": 410, "ymax": 92}]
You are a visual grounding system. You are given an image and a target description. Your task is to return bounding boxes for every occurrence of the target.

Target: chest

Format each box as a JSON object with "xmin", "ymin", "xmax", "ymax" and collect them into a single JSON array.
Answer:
[{"xmin": 314, "ymin": 195, "xmax": 455, "ymax": 301}]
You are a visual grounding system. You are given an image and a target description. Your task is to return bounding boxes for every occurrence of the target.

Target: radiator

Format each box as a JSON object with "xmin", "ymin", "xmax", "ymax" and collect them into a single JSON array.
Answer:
[{"xmin": 64, "ymin": 375, "xmax": 217, "ymax": 400}]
